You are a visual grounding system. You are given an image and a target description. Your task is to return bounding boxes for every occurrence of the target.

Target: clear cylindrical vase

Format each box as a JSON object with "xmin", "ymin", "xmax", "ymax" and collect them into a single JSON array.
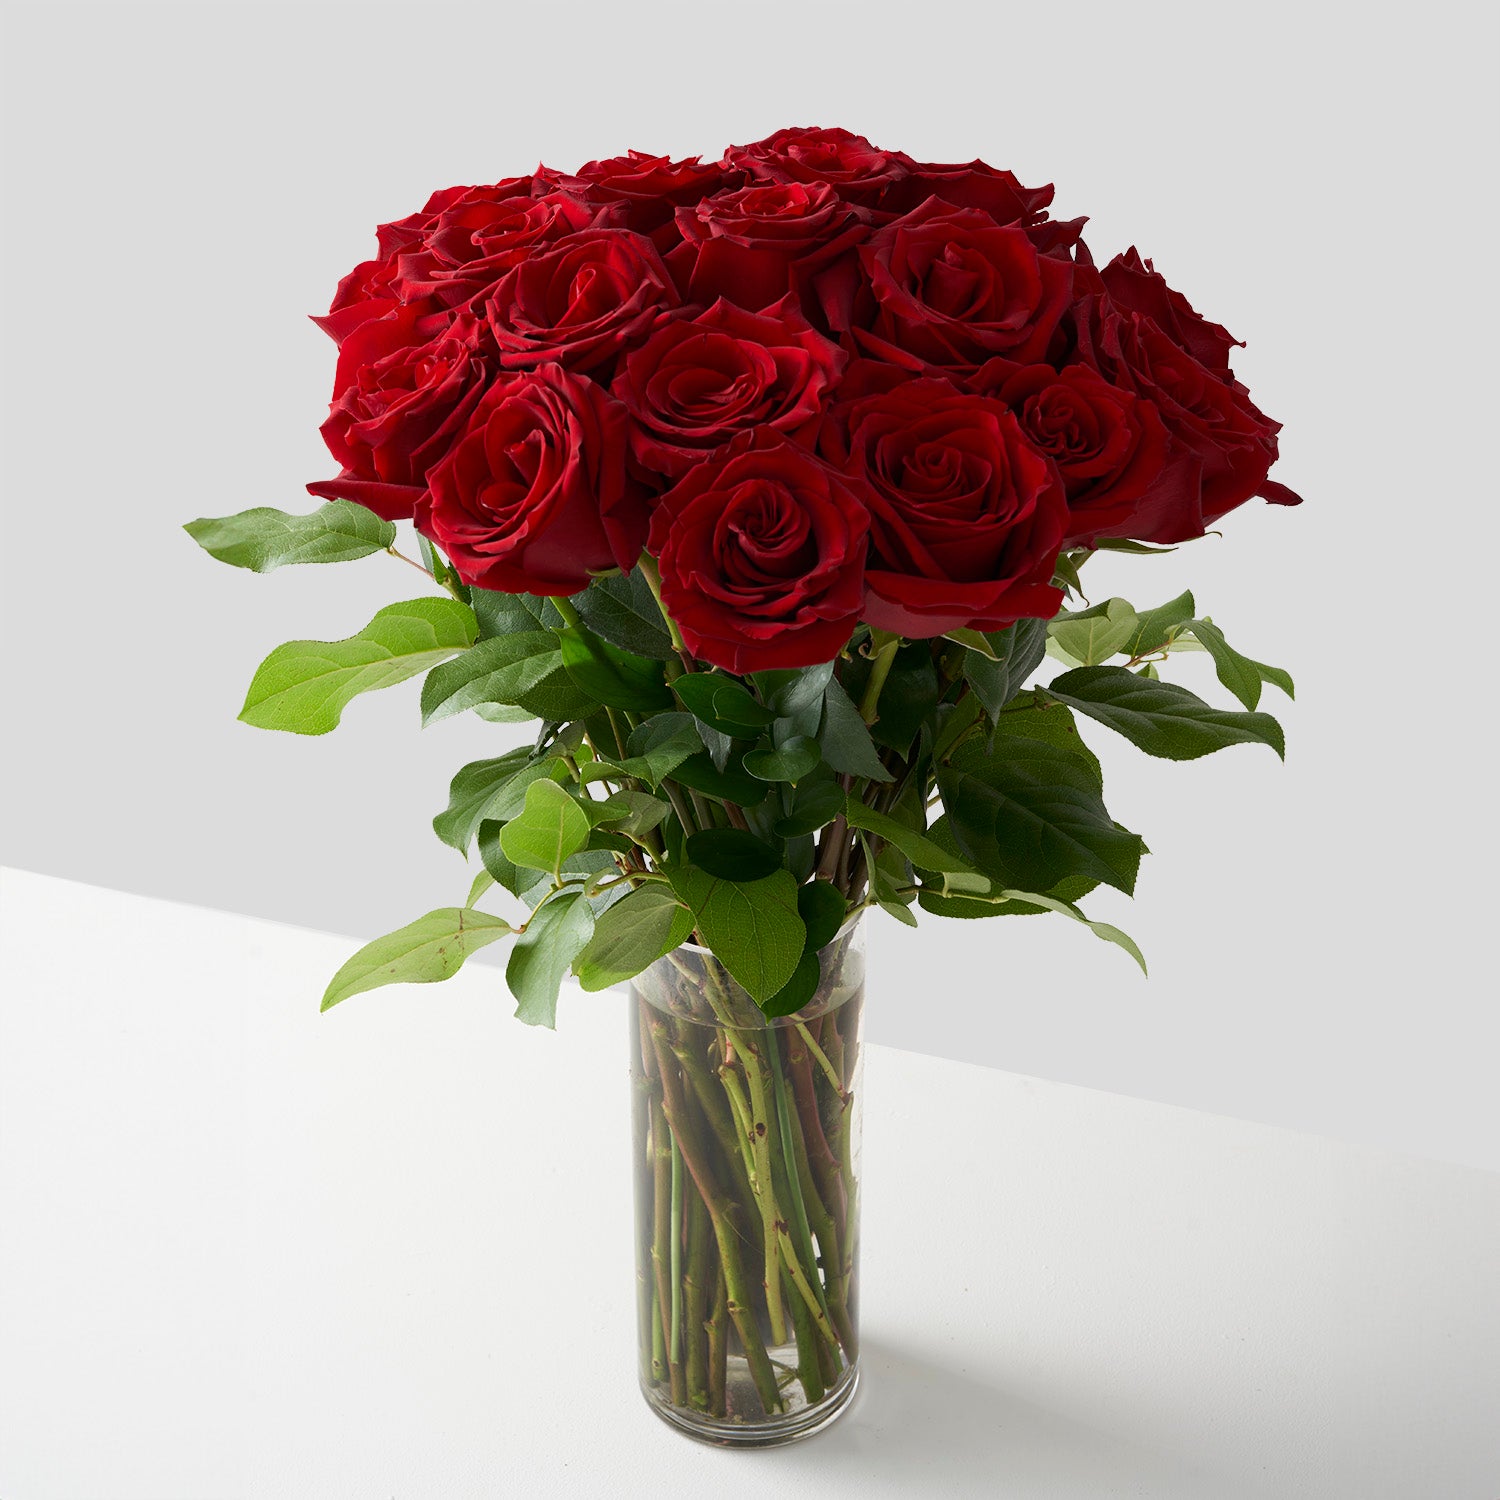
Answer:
[{"xmin": 629, "ymin": 920, "xmax": 864, "ymax": 1447}]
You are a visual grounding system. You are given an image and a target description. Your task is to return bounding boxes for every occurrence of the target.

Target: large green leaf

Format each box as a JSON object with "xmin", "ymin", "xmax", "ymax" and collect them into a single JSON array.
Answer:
[
  {"xmin": 818, "ymin": 677, "xmax": 892, "ymax": 781},
  {"xmin": 499, "ymin": 779, "xmax": 592, "ymax": 877},
  {"xmin": 321, "ymin": 907, "xmax": 512, "ymax": 1011},
  {"xmin": 963, "ymin": 617, "xmax": 1049, "ymax": 719},
  {"xmin": 1047, "ymin": 666, "xmax": 1286, "ymax": 760},
  {"xmin": 669, "ymin": 752, "xmax": 770, "ymax": 808},
  {"xmin": 433, "ymin": 751, "xmax": 559, "ymax": 852},
  {"xmin": 573, "ymin": 884, "xmax": 695, "ymax": 991},
  {"xmin": 558, "ymin": 625, "xmax": 672, "ymax": 713},
  {"xmin": 573, "ymin": 569, "xmax": 675, "ymax": 660},
  {"xmin": 667, "ymin": 865, "xmax": 805, "ymax": 1003},
  {"xmin": 421, "ymin": 631, "xmax": 569, "ymax": 726},
  {"xmin": 240, "ymin": 597, "xmax": 477, "ymax": 735},
  {"xmin": 937, "ymin": 737, "xmax": 1145, "ymax": 895},
  {"xmin": 185, "ymin": 500, "xmax": 396, "ymax": 572},
  {"xmin": 507, "ymin": 892, "xmax": 595, "ymax": 1027},
  {"xmin": 992, "ymin": 693, "xmax": 1103, "ymax": 786}
]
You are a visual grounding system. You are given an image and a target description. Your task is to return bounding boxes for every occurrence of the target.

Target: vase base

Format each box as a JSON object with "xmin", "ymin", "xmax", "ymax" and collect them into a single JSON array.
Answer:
[{"xmin": 642, "ymin": 1365, "xmax": 860, "ymax": 1449}]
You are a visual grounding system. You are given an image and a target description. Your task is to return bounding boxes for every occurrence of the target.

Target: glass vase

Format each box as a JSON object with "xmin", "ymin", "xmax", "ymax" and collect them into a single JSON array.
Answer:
[{"xmin": 629, "ymin": 919, "xmax": 864, "ymax": 1447}]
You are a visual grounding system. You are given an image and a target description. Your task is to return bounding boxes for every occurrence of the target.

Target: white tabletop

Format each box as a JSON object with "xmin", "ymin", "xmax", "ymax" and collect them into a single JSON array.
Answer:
[{"xmin": 2, "ymin": 867, "xmax": 1496, "ymax": 1499}]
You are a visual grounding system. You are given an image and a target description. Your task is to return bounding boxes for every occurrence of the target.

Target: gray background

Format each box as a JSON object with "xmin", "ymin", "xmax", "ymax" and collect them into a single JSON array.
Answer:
[{"xmin": 3, "ymin": 0, "xmax": 1496, "ymax": 1169}]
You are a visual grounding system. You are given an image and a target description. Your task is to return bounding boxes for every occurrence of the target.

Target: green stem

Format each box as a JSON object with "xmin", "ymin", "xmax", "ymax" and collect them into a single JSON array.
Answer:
[
  {"xmin": 785, "ymin": 1263, "xmax": 826, "ymax": 1406},
  {"xmin": 768, "ymin": 1028, "xmax": 831, "ymax": 1326},
  {"xmin": 708, "ymin": 1264, "xmax": 728, "ymax": 1417},
  {"xmin": 699, "ymin": 967, "xmax": 788, "ymax": 1348},
  {"xmin": 647, "ymin": 1020, "xmax": 783, "ymax": 1416},
  {"xmin": 669, "ymin": 1135, "xmax": 684, "ymax": 1367},
  {"xmin": 636, "ymin": 553, "xmax": 687, "ymax": 653},
  {"xmin": 649, "ymin": 1094, "xmax": 685, "ymax": 1405},
  {"xmin": 683, "ymin": 1187, "xmax": 713, "ymax": 1413},
  {"xmin": 778, "ymin": 1228, "xmax": 841, "ymax": 1352},
  {"xmin": 859, "ymin": 631, "xmax": 901, "ymax": 725},
  {"xmin": 551, "ymin": 594, "xmax": 583, "ymax": 630}
]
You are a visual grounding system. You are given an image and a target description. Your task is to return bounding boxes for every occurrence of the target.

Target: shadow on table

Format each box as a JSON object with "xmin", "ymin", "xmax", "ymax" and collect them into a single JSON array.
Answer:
[{"xmin": 756, "ymin": 1339, "xmax": 1247, "ymax": 1499}]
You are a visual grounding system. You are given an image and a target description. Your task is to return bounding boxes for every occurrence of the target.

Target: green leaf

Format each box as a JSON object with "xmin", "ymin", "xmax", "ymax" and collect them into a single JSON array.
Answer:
[
  {"xmin": 1047, "ymin": 666, "xmax": 1286, "ymax": 760},
  {"xmin": 477, "ymin": 819, "xmax": 546, "ymax": 898},
  {"xmin": 185, "ymin": 500, "xmax": 396, "ymax": 572},
  {"xmin": 587, "ymin": 714, "xmax": 704, "ymax": 788},
  {"xmin": 573, "ymin": 570, "xmax": 674, "ymax": 660},
  {"xmin": 469, "ymin": 588, "xmax": 562, "ymax": 637},
  {"xmin": 773, "ymin": 777, "xmax": 847, "ymax": 838},
  {"xmin": 668, "ymin": 752, "xmax": 770, "ymax": 808},
  {"xmin": 797, "ymin": 879, "xmax": 846, "ymax": 953},
  {"xmin": 750, "ymin": 662, "xmax": 835, "ymax": 724},
  {"xmin": 499, "ymin": 779, "xmax": 592, "ymax": 877},
  {"xmin": 1049, "ymin": 598, "xmax": 1139, "ymax": 666},
  {"xmin": 588, "ymin": 788, "xmax": 671, "ymax": 841},
  {"xmin": 321, "ymin": 907, "xmax": 512, "ymax": 1011},
  {"xmin": 991, "ymin": 693, "xmax": 1103, "ymax": 787},
  {"xmin": 1180, "ymin": 619, "xmax": 1293, "ymax": 710},
  {"xmin": 240, "ymin": 597, "xmax": 477, "ymax": 735},
  {"xmin": 942, "ymin": 628, "xmax": 999, "ymax": 660},
  {"xmin": 865, "ymin": 643, "xmax": 939, "ymax": 753},
  {"xmin": 465, "ymin": 870, "xmax": 495, "ymax": 908},
  {"xmin": 995, "ymin": 888, "xmax": 1147, "ymax": 974},
  {"xmin": 558, "ymin": 625, "xmax": 672, "ymax": 713},
  {"xmin": 507, "ymin": 892, "xmax": 595, "ymax": 1027},
  {"xmin": 667, "ymin": 865, "xmax": 806, "ymax": 1002},
  {"xmin": 963, "ymin": 618, "xmax": 1049, "ymax": 719},
  {"xmin": 937, "ymin": 737, "xmax": 1145, "ymax": 895},
  {"xmin": 819, "ymin": 677, "xmax": 892, "ymax": 781},
  {"xmin": 843, "ymin": 801, "xmax": 977, "ymax": 877},
  {"xmin": 760, "ymin": 952, "xmax": 821, "ymax": 1019},
  {"xmin": 673, "ymin": 673, "xmax": 776, "ymax": 735},
  {"xmin": 421, "ymin": 631, "xmax": 569, "ymax": 726},
  {"xmin": 1122, "ymin": 591, "xmax": 1196, "ymax": 658},
  {"xmin": 685, "ymin": 829, "xmax": 784, "ymax": 881},
  {"xmin": 914, "ymin": 816, "xmax": 1099, "ymax": 918},
  {"xmin": 573, "ymin": 885, "xmax": 695, "ymax": 991},
  {"xmin": 743, "ymin": 735, "xmax": 821, "ymax": 784},
  {"xmin": 433, "ymin": 750, "xmax": 556, "ymax": 853}
]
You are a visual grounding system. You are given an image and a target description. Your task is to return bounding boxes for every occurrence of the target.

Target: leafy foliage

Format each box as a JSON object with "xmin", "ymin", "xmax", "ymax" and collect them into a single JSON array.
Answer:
[{"xmin": 205, "ymin": 505, "xmax": 1292, "ymax": 1018}]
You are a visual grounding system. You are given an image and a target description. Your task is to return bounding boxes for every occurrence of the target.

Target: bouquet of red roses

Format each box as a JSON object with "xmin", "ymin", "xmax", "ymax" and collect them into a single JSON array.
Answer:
[{"xmin": 188, "ymin": 126, "xmax": 1298, "ymax": 1439}]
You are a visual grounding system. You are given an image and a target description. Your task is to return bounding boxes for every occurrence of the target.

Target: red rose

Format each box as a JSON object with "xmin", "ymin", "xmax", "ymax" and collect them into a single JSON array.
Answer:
[
  {"xmin": 416, "ymin": 364, "xmax": 646, "ymax": 596},
  {"xmin": 647, "ymin": 429, "xmax": 870, "ymax": 672},
  {"xmin": 611, "ymin": 296, "xmax": 846, "ymax": 480},
  {"xmin": 996, "ymin": 364, "xmax": 1169, "ymax": 542},
  {"xmin": 395, "ymin": 180, "xmax": 613, "ymax": 308},
  {"xmin": 1075, "ymin": 275, "xmax": 1300, "ymax": 540},
  {"xmin": 312, "ymin": 186, "xmax": 467, "ymax": 343},
  {"xmin": 821, "ymin": 378, "xmax": 1066, "ymax": 636},
  {"xmin": 879, "ymin": 159, "xmax": 1055, "ymax": 223},
  {"xmin": 557, "ymin": 151, "xmax": 736, "ymax": 239},
  {"xmin": 306, "ymin": 305, "xmax": 489, "ymax": 521},
  {"xmin": 666, "ymin": 180, "xmax": 871, "ymax": 316},
  {"xmin": 1098, "ymin": 248, "xmax": 1240, "ymax": 373},
  {"xmin": 840, "ymin": 198, "xmax": 1074, "ymax": 384},
  {"xmin": 724, "ymin": 126, "xmax": 912, "ymax": 207},
  {"xmin": 483, "ymin": 228, "xmax": 679, "ymax": 379}
]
